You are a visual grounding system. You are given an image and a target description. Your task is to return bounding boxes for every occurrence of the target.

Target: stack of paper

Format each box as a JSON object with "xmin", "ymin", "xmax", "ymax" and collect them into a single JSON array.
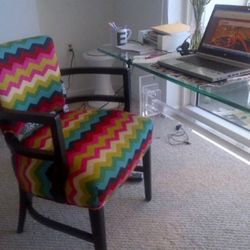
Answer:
[
  {"xmin": 144, "ymin": 31, "xmax": 158, "ymax": 45},
  {"xmin": 151, "ymin": 23, "xmax": 190, "ymax": 35},
  {"xmin": 132, "ymin": 53, "xmax": 169, "ymax": 64}
]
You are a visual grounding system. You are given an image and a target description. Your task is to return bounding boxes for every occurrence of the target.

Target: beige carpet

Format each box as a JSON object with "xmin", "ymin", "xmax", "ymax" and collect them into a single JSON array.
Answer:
[{"xmin": 0, "ymin": 116, "xmax": 250, "ymax": 250}]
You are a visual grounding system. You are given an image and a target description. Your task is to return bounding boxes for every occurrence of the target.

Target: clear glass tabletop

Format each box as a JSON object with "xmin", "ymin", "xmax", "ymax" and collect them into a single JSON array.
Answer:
[
  {"xmin": 98, "ymin": 45, "xmax": 137, "ymax": 64},
  {"xmin": 98, "ymin": 45, "xmax": 250, "ymax": 114}
]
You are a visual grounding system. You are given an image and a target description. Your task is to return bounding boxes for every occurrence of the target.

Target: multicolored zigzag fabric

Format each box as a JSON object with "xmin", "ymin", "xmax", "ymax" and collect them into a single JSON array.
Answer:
[
  {"xmin": 16, "ymin": 109, "xmax": 153, "ymax": 209},
  {"xmin": 0, "ymin": 36, "xmax": 153, "ymax": 209},
  {"xmin": 0, "ymin": 36, "xmax": 65, "ymax": 135}
]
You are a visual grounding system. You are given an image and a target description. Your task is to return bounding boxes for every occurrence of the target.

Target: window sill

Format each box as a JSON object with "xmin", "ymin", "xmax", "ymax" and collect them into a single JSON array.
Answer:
[{"xmin": 174, "ymin": 105, "xmax": 250, "ymax": 157}]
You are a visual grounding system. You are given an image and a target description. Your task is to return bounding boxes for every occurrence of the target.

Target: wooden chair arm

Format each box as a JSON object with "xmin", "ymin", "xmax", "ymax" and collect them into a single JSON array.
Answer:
[
  {"xmin": 60, "ymin": 67, "xmax": 130, "ymax": 111},
  {"xmin": 0, "ymin": 108, "xmax": 66, "ymax": 164}
]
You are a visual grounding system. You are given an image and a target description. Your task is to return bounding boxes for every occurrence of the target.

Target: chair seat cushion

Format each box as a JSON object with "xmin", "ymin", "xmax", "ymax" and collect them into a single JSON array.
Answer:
[{"xmin": 15, "ymin": 109, "xmax": 153, "ymax": 209}]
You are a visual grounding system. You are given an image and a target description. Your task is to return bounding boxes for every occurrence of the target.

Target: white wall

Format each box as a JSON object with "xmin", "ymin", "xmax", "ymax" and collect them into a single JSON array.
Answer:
[
  {"xmin": 0, "ymin": 0, "xmax": 40, "ymax": 43},
  {"xmin": 36, "ymin": 0, "xmax": 116, "ymax": 97},
  {"xmin": 36, "ymin": 0, "xmax": 115, "ymax": 67},
  {"xmin": 113, "ymin": 0, "xmax": 166, "ymax": 40}
]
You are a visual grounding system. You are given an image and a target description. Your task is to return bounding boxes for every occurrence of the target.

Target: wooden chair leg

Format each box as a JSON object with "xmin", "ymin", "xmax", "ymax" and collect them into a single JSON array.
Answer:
[
  {"xmin": 89, "ymin": 207, "xmax": 107, "ymax": 250},
  {"xmin": 143, "ymin": 147, "xmax": 152, "ymax": 201},
  {"xmin": 17, "ymin": 187, "xmax": 29, "ymax": 233}
]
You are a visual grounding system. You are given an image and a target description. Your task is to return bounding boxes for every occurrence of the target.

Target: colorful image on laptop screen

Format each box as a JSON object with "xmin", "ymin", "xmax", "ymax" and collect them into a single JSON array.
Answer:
[
  {"xmin": 211, "ymin": 19, "xmax": 250, "ymax": 52},
  {"xmin": 199, "ymin": 7, "xmax": 250, "ymax": 63}
]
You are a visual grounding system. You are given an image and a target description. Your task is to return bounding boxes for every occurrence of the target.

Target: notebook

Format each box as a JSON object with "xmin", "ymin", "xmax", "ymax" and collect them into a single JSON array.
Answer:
[{"xmin": 158, "ymin": 4, "xmax": 250, "ymax": 82}]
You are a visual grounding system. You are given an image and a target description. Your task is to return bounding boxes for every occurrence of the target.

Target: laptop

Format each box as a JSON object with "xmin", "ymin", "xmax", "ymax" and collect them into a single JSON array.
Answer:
[{"xmin": 158, "ymin": 4, "xmax": 250, "ymax": 82}]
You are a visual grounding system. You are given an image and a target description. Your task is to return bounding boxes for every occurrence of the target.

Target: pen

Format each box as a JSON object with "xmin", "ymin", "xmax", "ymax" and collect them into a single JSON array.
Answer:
[
  {"xmin": 145, "ymin": 54, "xmax": 161, "ymax": 59},
  {"xmin": 108, "ymin": 22, "xmax": 118, "ymax": 31}
]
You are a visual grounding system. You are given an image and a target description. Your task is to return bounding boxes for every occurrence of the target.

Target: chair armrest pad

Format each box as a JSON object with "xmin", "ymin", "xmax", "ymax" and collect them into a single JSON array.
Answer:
[
  {"xmin": 0, "ymin": 107, "xmax": 58, "ymax": 125},
  {"xmin": 0, "ymin": 108, "xmax": 66, "ymax": 162}
]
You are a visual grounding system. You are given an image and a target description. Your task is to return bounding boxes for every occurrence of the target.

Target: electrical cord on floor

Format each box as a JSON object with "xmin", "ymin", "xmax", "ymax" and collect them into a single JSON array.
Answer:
[
  {"xmin": 166, "ymin": 124, "xmax": 191, "ymax": 146},
  {"xmin": 114, "ymin": 85, "xmax": 124, "ymax": 95},
  {"xmin": 97, "ymin": 85, "xmax": 123, "ymax": 110},
  {"xmin": 97, "ymin": 102, "xmax": 110, "ymax": 110}
]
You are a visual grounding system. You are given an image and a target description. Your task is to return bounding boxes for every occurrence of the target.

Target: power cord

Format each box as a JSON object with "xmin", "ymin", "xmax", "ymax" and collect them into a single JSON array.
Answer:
[
  {"xmin": 67, "ymin": 44, "xmax": 75, "ymax": 90},
  {"xmin": 97, "ymin": 85, "xmax": 123, "ymax": 110},
  {"xmin": 166, "ymin": 124, "xmax": 191, "ymax": 146},
  {"xmin": 176, "ymin": 35, "xmax": 196, "ymax": 56}
]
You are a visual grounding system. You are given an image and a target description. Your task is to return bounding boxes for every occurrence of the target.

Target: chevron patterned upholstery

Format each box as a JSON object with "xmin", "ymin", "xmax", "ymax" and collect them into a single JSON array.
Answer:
[
  {"xmin": 16, "ymin": 109, "xmax": 153, "ymax": 208},
  {"xmin": 0, "ymin": 36, "xmax": 153, "ymax": 210},
  {"xmin": 0, "ymin": 36, "xmax": 65, "ymax": 135}
]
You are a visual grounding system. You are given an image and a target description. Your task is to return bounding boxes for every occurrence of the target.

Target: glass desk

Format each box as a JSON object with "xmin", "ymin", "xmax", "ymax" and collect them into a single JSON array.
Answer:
[{"xmin": 98, "ymin": 45, "xmax": 250, "ymax": 114}]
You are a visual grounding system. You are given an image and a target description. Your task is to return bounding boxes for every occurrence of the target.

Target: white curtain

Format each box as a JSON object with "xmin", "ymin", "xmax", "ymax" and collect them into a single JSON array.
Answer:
[{"xmin": 162, "ymin": 0, "xmax": 168, "ymax": 24}]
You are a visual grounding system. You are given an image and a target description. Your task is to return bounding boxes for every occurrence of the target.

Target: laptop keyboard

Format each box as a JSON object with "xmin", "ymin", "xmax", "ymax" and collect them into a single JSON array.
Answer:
[{"xmin": 178, "ymin": 56, "xmax": 242, "ymax": 73}]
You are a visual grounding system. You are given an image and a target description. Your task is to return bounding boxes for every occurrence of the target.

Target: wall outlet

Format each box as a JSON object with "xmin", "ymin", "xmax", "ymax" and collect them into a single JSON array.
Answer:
[{"xmin": 68, "ymin": 44, "xmax": 73, "ymax": 52}]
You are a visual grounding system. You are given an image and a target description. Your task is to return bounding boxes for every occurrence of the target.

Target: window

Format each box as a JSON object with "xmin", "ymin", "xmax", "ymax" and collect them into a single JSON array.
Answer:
[{"xmin": 196, "ymin": 0, "xmax": 250, "ymax": 132}]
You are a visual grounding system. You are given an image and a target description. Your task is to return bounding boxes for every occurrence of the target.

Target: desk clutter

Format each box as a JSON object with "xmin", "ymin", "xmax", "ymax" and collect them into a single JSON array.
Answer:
[
  {"xmin": 138, "ymin": 23, "xmax": 190, "ymax": 53},
  {"xmin": 116, "ymin": 42, "xmax": 154, "ymax": 54},
  {"xmin": 115, "ymin": 42, "xmax": 169, "ymax": 63},
  {"xmin": 108, "ymin": 21, "xmax": 191, "ymax": 64}
]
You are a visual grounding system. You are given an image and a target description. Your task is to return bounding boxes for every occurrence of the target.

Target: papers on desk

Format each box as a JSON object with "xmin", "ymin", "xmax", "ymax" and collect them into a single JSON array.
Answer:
[
  {"xmin": 116, "ymin": 42, "xmax": 171, "ymax": 63},
  {"xmin": 132, "ymin": 52, "xmax": 169, "ymax": 64},
  {"xmin": 117, "ymin": 43, "xmax": 154, "ymax": 54},
  {"xmin": 151, "ymin": 23, "xmax": 190, "ymax": 35}
]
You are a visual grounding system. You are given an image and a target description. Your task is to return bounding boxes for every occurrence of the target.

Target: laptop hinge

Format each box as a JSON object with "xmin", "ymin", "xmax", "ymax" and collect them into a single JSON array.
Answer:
[{"xmin": 196, "ymin": 52, "xmax": 249, "ymax": 68}]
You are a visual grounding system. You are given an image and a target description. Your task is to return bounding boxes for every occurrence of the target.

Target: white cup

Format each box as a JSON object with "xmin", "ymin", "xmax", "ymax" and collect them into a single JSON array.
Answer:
[{"xmin": 114, "ymin": 28, "xmax": 132, "ymax": 46}]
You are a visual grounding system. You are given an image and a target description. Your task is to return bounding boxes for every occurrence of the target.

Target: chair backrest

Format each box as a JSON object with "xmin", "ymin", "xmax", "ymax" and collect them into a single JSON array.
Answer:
[{"xmin": 0, "ymin": 36, "xmax": 65, "ymax": 135}]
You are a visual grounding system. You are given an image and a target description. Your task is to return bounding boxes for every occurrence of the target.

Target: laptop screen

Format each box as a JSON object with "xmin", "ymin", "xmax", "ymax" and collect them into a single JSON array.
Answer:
[{"xmin": 198, "ymin": 5, "xmax": 250, "ymax": 64}]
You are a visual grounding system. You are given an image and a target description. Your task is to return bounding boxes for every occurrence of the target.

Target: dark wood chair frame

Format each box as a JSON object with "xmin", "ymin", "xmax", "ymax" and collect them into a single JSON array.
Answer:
[{"xmin": 0, "ymin": 67, "xmax": 152, "ymax": 250}]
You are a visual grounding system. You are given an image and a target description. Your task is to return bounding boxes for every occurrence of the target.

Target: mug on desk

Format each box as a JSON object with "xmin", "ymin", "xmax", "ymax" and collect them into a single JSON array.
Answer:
[{"xmin": 113, "ymin": 28, "xmax": 132, "ymax": 46}]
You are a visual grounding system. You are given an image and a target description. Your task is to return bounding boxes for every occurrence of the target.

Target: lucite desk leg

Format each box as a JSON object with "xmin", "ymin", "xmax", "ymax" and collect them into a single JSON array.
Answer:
[{"xmin": 126, "ymin": 62, "xmax": 143, "ymax": 183}]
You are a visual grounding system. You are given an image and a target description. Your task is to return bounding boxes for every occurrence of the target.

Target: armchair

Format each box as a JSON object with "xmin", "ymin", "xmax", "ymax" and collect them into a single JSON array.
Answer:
[{"xmin": 0, "ymin": 36, "xmax": 153, "ymax": 250}]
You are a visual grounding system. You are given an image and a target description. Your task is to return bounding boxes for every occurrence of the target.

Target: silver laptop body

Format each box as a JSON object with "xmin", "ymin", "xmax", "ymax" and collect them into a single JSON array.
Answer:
[{"xmin": 158, "ymin": 4, "xmax": 250, "ymax": 82}]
